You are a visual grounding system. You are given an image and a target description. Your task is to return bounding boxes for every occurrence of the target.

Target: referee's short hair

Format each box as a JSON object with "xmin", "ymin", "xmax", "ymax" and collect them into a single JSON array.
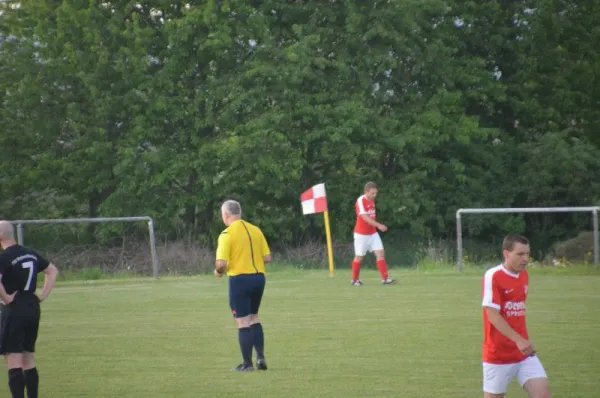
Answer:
[{"xmin": 222, "ymin": 200, "xmax": 242, "ymax": 217}]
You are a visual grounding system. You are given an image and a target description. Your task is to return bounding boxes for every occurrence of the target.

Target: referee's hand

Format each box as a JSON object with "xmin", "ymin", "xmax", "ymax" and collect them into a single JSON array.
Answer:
[{"xmin": 214, "ymin": 269, "xmax": 224, "ymax": 278}]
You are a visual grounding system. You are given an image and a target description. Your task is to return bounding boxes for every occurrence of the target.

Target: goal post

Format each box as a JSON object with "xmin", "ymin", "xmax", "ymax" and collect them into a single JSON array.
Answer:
[
  {"xmin": 8, "ymin": 216, "xmax": 160, "ymax": 279},
  {"xmin": 455, "ymin": 207, "xmax": 600, "ymax": 271}
]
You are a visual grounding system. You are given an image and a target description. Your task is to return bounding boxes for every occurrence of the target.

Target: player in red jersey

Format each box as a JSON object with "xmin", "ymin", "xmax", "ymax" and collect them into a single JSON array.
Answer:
[
  {"xmin": 481, "ymin": 234, "xmax": 551, "ymax": 398},
  {"xmin": 350, "ymin": 182, "xmax": 396, "ymax": 286}
]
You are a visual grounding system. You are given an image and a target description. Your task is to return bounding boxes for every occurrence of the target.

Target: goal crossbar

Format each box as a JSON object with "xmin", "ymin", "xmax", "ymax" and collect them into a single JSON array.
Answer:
[
  {"xmin": 8, "ymin": 216, "xmax": 160, "ymax": 279},
  {"xmin": 455, "ymin": 207, "xmax": 600, "ymax": 271}
]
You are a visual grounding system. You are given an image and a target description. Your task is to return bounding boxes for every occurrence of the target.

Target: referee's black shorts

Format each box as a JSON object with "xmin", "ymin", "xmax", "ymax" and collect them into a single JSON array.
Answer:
[
  {"xmin": 0, "ymin": 295, "xmax": 41, "ymax": 355},
  {"xmin": 228, "ymin": 273, "xmax": 266, "ymax": 318}
]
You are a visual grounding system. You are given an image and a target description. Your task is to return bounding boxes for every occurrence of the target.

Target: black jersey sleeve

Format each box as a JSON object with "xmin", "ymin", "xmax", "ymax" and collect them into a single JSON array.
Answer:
[{"xmin": 33, "ymin": 251, "xmax": 50, "ymax": 272}]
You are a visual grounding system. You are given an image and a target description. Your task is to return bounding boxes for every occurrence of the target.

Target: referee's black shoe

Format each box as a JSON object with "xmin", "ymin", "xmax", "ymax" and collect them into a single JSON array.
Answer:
[
  {"xmin": 233, "ymin": 363, "xmax": 254, "ymax": 372},
  {"xmin": 256, "ymin": 358, "xmax": 268, "ymax": 370}
]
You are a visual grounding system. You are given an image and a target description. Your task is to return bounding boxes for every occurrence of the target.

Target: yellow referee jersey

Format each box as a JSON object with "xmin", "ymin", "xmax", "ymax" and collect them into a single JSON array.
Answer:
[{"xmin": 216, "ymin": 220, "xmax": 270, "ymax": 276}]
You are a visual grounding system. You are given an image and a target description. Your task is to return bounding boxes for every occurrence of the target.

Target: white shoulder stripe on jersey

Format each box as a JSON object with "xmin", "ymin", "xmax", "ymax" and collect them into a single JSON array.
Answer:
[
  {"xmin": 356, "ymin": 195, "xmax": 367, "ymax": 215},
  {"xmin": 482, "ymin": 264, "xmax": 502, "ymax": 309},
  {"xmin": 501, "ymin": 266, "xmax": 520, "ymax": 278}
]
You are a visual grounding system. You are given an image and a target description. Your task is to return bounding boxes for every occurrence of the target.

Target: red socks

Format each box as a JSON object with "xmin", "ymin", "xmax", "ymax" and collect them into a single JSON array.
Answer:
[
  {"xmin": 351, "ymin": 260, "xmax": 361, "ymax": 281},
  {"xmin": 353, "ymin": 259, "xmax": 389, "ymax": 281},
  {"xmin": 377, "ymin": 259, "xmax": 389, "ymax": 280}
]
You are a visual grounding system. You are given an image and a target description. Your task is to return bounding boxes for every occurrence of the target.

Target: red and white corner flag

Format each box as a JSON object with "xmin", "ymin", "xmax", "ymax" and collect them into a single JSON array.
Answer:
[
  {"xmin": 300, "ymin": 183, "xmax": 328, "ymax": 215},
  {"xmin": 300, "ymin": 183, "xmax": 335, "ymax": 277}
]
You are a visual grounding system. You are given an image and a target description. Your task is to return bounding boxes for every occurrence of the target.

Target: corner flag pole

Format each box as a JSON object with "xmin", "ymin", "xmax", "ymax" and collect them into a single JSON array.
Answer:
[
  {"xmin": 323, "ymin": 210, "xmax": 335, "ymax": 277},
  {"xmin": 300, "ymin": 183, "xmax": 335, "ymax": 278}
]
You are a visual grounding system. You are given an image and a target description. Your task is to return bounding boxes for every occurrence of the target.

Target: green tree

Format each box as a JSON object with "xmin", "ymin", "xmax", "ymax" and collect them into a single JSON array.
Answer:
[{"xmin": 1, "ymin": 1, "xmax": 158, "ymax": 228}]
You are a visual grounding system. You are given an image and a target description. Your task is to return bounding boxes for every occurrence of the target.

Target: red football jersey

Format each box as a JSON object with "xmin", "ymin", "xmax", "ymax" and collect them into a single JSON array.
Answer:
[
  {"xmin": 354, "ymin": 195, "xmax": 376, "ymax": 235},
  {"xmin": 482, "ymin": 264, "xmax": 529, "ymax": 364}
]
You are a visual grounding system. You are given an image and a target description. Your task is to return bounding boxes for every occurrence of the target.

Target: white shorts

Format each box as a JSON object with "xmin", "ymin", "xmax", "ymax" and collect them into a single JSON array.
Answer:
[
  {"xmin": 353, "ymin": 233, "xmax": 383, "ymax": 256},
  {"xmin": 483, "ymin": 356, "xmax": 548, "ymax": 394}
]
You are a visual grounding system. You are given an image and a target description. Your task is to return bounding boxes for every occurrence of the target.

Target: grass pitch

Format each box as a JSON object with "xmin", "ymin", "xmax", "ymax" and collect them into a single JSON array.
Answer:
[{"xmin": 0, "ymin": 268, "xmax": 598, "ymax": 397}]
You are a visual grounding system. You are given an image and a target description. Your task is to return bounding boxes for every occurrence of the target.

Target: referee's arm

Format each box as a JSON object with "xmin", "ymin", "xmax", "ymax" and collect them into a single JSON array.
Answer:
[
  {"xmin": 214, "ymin": 232, "xmax": 230, "ymax": 276},
  {"xmin": 261, "ymin": 231, "xmax": 272, "ymax": 264}
]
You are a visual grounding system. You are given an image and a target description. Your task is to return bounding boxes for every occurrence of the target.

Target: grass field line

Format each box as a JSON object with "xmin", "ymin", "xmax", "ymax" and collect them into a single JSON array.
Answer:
[
  {"xmin": 42, "ymin": 316, "xmax": 401, "ymax": 330},
  {"xmin": 53, "ymin": 284, "xmax": 153, "ymax": 293},
  {"xmin": 53, "ymin": 278, "xmax": 309, "ymax": 292},
  {"xmin": 41, "ymin": 319, "xmax": 404, "ymax": 339}
]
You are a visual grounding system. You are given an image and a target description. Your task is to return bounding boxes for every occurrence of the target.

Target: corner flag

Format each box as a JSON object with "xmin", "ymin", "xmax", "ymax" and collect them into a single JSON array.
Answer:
[
  {"xmin": 300, "ymin": 183, "xmax": 335, "ymax": 277},
  {"xmin": 300, "ymin": 183, "xmax": 328, "ymax": 215}
]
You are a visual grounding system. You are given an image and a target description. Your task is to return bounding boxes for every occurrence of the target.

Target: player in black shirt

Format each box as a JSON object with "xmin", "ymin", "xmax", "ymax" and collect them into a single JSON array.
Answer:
[{"xmin": 0, "ymin": 221, "xmax": 58, "ymax": 398}]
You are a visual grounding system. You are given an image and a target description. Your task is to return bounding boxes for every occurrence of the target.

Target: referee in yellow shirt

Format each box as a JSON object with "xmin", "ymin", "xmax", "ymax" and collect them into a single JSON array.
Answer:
[{"xmin": 214, "ymin": 200, "xmax": 272, "ymax": 372}]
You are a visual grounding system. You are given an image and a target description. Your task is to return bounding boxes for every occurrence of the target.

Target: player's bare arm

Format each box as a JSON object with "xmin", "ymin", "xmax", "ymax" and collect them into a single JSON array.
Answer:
[
  {"xmin": 0, "ymin": 275, "xmax": 16, "ymax": 304},
  {"xmin": 359, "ymin": 214, "xmax": 387, "ymax": 232},
  {"xmin": 37, "ymin": 263, "xmax": 58, "ymax": 302},
  {"xmin": 263, "ymin": 254, "xmax": 272, "ymax": 263},
  {"xmin": 485, "ymin": 307, "xmax": 536, "ymax": 356}
]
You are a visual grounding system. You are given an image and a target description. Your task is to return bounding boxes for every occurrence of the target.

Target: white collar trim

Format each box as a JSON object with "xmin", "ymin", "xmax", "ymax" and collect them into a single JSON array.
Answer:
[{"xmin": 500, "ymin": 264, "xmax": 520, "ymax": 278}]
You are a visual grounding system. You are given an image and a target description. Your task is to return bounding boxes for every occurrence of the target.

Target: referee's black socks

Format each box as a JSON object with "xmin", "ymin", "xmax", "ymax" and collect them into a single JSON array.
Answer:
[
  {"xmin": 24, "ymin": 368, "xmax": 39, "ymax": 398},
  {"xmin": 238, "ymin": 327, "xmax": 253, "ymax": 366},
  {"xmin": 251, "ymin": 323, "xmax": 265, "ymax": 360},
  {"xmin": 8, "ymin": 367, "xmax": 25, "ymax": 398}
]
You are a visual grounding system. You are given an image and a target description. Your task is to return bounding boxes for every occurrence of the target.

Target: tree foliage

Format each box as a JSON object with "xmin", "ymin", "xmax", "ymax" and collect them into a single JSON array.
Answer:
[{"xmin": 1, "ymin": 0, "xmax": 599, "ymax": 252}]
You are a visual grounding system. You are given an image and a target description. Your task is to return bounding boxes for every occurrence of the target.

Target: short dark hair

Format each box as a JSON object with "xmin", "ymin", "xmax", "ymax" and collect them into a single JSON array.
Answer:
[
  {"xmin": 502, "ymin": 234, "xmax": 529, "ymax": 251},
  {"xmin": 364, "ymin": 181, "xmax": 377, "ymax": 191}
]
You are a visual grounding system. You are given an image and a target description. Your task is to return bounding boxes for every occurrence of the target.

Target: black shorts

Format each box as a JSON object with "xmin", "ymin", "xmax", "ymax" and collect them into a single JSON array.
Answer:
[
  {"xmin": 0, "ymin": 296, "xmax": 41, "ymax": 355},
  {"xmin": 228, "ymin": 273, "xmax": 266, "ymax": 318}
]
